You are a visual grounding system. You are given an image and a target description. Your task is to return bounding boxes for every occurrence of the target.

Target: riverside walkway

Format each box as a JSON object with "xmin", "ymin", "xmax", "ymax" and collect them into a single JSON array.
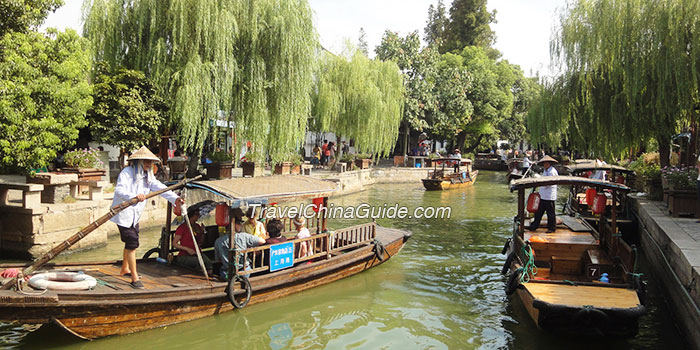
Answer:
[{"xmin": 630, "ymin": 196, "xmax": 700, "ymax": 349}]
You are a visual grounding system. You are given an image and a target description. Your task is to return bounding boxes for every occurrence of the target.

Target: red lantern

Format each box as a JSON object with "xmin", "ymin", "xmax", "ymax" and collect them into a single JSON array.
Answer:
[
  {"xmin": 592, "ymin": 194, "xmax": 607, "ymax": 214},
  {"xmin": 173, "ymin": 201, "xmax": 182, "ymax": 216},
  {"xmin": 527, "ymin": 193, "xmax": 541, "ymax": 213},
  {"xmin": 312, "ymin": 197, "xmax": 325, "ymax": 212},
  {"xmin": 216, "ymin": 203, "xmax": 230, "ymax": 226},
  {"xmin": 585, "ymin": 188, "xmax": 597, "ymax": 206}
]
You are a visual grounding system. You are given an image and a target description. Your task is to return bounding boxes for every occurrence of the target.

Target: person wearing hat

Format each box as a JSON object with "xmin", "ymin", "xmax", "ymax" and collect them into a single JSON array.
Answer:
[
  {"xmin": 451, "ymin": 149, "xmax": 462, "ymax": 173},
  {"xmin": 528, "ymin": 155, "xmax": 559, "ymax": 233},
  {"xmin": 111, "ymin": 146, "xmax": 184, "ymax": 289},
  {"xmin": 171, "ymin": 206, "xmax": 212, "ymax": 272},
  {"xmin": 214, "ymin": 217, "xmax": 265, "ymax": 280}
]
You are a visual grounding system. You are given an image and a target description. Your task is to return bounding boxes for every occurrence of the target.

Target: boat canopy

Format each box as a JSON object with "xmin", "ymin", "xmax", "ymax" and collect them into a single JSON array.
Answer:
[
  {"xmin": 172, "ymin": 176, "xmax": 338, "ymax": 206},
  {"xmin": 432, "ymin": 158, "xmax": 472, "ymax": 163},
  {"xmin": 566, "ymin": 164, "xmax": 634, "ymax": 174},
  {"xmin": 510, "ymin": 176, "xmax": 631, "ymax": 192}
]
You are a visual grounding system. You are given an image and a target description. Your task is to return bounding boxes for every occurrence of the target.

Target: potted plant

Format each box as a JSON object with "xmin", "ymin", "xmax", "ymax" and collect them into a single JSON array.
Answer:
[
  {"xmin": 355, "ymin": 153, "xmax": 372, "ymax": 170},
  {"xmin": 204, "ymin": 151, "xmax": 233, "ymax": 179},
  {"xmin": 290, "ymin": 155, "xmax": 303, "ymax": 175},
  {"xmin": 661, "ymin": 166, "xmax": 698, "ymax": 217},
  {"xmin": 628, "ymin": 152, "xmax": 662, "ymax": 201},
  {"xmin": 62, "ymin": 148, "xmax": 106, "ymax": 181},
  {"xmin": 241, "ymin": 151, "xmax": 263, "ymax": 177}
]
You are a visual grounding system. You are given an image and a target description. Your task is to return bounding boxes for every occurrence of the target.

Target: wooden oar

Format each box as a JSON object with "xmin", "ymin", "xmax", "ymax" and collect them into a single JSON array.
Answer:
[{"xmin": 1, "ymin": 175, "xmax": 202, "ymax": 290}]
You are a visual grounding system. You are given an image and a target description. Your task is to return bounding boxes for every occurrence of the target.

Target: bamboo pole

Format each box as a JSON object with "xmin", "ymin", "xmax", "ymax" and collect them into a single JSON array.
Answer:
[{"xmin": 1, "ymin": 175, "xmax": 202, "ymax": 290}]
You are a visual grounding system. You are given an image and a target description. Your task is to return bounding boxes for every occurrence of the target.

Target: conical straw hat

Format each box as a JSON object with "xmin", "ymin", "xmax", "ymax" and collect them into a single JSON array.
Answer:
[
  {"xmin": 128, "ymin": 146, "xmax": 160, "ymax": 162},
  {"xmin": 537, "ymin": 155, "xmax": 558, "ymax": 164}
]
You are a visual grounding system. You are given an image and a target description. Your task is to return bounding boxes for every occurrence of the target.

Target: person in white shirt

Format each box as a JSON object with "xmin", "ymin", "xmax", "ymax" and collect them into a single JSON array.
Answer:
[
  {"xmin": 294, "ymin": 215, "xmax": 313, "ymax": 258},
  {"xmin": 591, "ymin": 158, "xmax": 607, "ymax": 180},
  {"xmin": 521, "ymin": 156, "xmax": 532, "ymax": 175},
  {"xmin": 111, "ymin": 146, "xmax": 184, "ymax": 289},
  {"xmin": 528, "ymin": 155, "xmax": 559, "ymax": 233}
]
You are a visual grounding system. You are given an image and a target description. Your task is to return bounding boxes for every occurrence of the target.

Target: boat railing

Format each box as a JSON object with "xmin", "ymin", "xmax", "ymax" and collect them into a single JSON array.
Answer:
[{"xmin": 235, "ymin": 222, "xmax": 376, "ymax": 276}]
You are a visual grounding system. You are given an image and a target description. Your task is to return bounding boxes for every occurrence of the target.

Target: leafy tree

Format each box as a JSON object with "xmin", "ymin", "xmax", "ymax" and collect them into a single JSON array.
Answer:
[
  {"xmin": 0, "ymin": 29, "xmax": 92, "ymax": 173},
  {"xmin": 88, "ymin": 64, "xmax": 168, "ymax": 161},
  {"xmin": 83, "ymin": 0, "xmax": 318, "ymax": 163},
  {"xmin": 358, "ymin": 28, "xmax": 369, "ymax": 56},
  {"xmin": 0, "ymin": 0, "xmax": 62, "ymax": 37},
  {"xmin": 424, "ymin": 0, "xmax": 448, "ymax": 49},
  {"xmin": 530, "ymin": 0, "xmax": 700, "ymax": 165},
  {"xmin": 313, "ymin": 47, "xmax": 404, "ymax": 158},
  {"xmin": 498, "ymin": 66, "xmax": 538, "ymax": 145},
  {"xmin": 442, "ymin": 0, "xmax": 496, "ymax": 53},
  {"xmin": 376, "ymin": 31, "xmax": 439, "ymax": 153}
]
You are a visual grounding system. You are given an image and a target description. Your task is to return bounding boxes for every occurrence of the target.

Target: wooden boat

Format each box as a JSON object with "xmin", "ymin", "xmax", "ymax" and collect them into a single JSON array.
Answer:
[
  {"xmin": 0, "ymin": 176, "xmax": 411, "ymax": 339},
  {"xmin": 473, "ymin": 153, "xmax": 507, "ymax": 171},
  {"xmin": 503, "ymin": 176, "xmax": 646, "ymax": 337},
  {"xmin": 564, "ymin": 163, "xmax": 636, "ymax": 235},
  {"xmin": 421, "ymin": 158, "xmax": 478, "ymax": 190}
]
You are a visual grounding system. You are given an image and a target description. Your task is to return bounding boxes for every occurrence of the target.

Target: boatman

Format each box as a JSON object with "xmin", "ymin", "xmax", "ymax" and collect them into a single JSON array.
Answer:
[
  {"xmin": 528, "ymin": 155, "xmax": 559, "ymax": 233},
  {"xmin": 112, "ymin": 146, "xmax": 184, "ymax": 289}
]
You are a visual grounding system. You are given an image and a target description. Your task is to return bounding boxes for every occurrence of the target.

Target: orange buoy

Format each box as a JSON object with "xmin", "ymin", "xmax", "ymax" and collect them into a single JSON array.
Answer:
[
  {"xmin": 585, "ymin": 188, "xmax": 597, "ymax": 206},
  {"xmin": 527, "ymin": 193, "xmax": 541, "ymax": 213},
  {"xmin": 216, "ymin": 203, "xmax": 230, "ymax": 226},
  {"xmin": 592, "ymin": 193, "xmax": 607, "ymax": 214}
]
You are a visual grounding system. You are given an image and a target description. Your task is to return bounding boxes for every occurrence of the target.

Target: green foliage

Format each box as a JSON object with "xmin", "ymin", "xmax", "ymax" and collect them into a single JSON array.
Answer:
[
  {"xmin": 442, "ymin": 0, "xmax": 496, "ymax": 53},
  {"xmin": 313, "ymin": 47, "xmax": 404, "ymax": 158},
  {"xmin": 376, "ymin": 31, "xmax": 439, "ymax": 132},
  {"xmin": 531, "ymin": 0, "xmax": 700, "ymax": 161},
  {"xmin": 358, "ymin": 28, "xmax": 369, "ymax": 56},
  {"xmin": 0, "ymin": 0, "xmax": 63, "ymax": 37},
  {"xmin": 208, "ymin": 151, "xmax": 233, "ymax": 163},
  {"xmin": 424, "ymin": 0, "xmax": 448, "ymax": 49},
  {"xmin": 0, "ymin": 29, "xmax": 92, "ymax": 173},
  {"xmin": 64, "ymin": 148, "xmax": 103, "ymax": 168},
  {"xmin": 83, "ymin": 0, "xmax": 318, "ymax": 163},
  {"xmin": 88, "ymin": 63, "xmax": 167, "ymax": 153},
  {"xmin": 661, "ymin": 166, "xmax": 697, "ymax": 190}
]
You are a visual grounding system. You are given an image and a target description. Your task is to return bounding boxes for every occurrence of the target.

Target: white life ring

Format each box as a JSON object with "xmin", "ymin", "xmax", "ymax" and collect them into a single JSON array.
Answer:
[{"xmin": 28, "ymin": 272, "xmax": 97, "ymax": 291}]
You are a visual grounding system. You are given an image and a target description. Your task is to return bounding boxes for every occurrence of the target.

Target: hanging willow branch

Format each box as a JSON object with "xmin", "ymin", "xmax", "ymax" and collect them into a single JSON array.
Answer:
[
  {"xmin": 83, "ymin": 0, "xmax": 317, "ymax": 161},
  {"xmin": 529, "ymin": 0, "xmax": 700, "ymax": 159},
  {"xmin": 313, "ymin": 48, "xmax": 404, "ymax": 157}
]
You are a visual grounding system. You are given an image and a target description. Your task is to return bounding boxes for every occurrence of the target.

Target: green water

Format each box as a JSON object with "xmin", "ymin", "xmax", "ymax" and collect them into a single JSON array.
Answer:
[{"xmin": 0, "ymin": 171, "xmax": 688, "ymax": 349}]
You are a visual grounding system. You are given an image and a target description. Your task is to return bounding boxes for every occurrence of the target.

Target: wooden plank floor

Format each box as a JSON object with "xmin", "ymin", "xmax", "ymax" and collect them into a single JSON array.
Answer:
[
  {"xmin": 525, "ymin": 228, "xmax": 597, "ymax": 245},
  {"xmin": 62, "ymin": 261, "xmax": 211, "ymax": 291},
  {"xmin": 525, "ymin": 282, "xmax": 641, "ymax": 308}
]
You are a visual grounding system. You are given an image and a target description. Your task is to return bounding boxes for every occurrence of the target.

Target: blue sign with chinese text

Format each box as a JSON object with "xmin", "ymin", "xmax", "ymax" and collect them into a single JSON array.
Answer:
[{"xmin": 269, "ymin": 242, "xmax": 294, "ymax": 272}]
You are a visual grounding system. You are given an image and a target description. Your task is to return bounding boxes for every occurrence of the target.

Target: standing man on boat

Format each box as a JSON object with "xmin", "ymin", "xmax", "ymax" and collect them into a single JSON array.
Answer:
[
  {"xmin": 111, "ymin": 146, "xmax": 184, "ymax": 289},
  {"xmin": 528, "ymin": 155, "xmax": 559, "ymax": 233}
]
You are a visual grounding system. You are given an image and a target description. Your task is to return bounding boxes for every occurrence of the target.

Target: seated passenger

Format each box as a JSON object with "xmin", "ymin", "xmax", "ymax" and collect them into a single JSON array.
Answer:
[
  {"xmin": 172, "ymin": 207, "xmax": 213, "ymax": 273},
  {"xmin": 243, "ymin": 207, "xmax": 267, "ymax": 239},
  {"xmin": 214, "ymin": 218, "xmax": 265, "ymax": 280},
  {"xmin": 294, "ymin": 215, "xmax": 313, "ymax": 258},
  {"xmin": 264, "ymin": 218, "xmax": 287, "ymax": 245}
]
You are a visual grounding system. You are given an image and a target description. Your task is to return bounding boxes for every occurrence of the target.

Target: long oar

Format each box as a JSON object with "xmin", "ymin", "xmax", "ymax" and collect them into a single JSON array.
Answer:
[{"xmin": 1, "ymin": 175, "xmax": 202, "ymax": 290}]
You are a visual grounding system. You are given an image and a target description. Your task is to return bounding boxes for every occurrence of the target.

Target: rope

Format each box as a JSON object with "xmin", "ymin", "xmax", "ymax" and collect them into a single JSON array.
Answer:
[{"xmin": 520, "ymin": 243, "xmax": 537, "ymax": 284}]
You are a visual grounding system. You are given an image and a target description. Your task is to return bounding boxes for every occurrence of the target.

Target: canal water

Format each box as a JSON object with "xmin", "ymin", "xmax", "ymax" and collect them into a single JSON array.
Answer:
[{"xmin": 0, "ymin": 171, "xmax": 688, "ymax": 349}]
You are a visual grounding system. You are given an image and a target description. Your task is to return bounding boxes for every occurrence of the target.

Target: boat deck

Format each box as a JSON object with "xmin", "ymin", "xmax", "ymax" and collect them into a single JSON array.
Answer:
[
  {"xmin": 525, "ymin": 228, "xmax": 598, "ymax": 245},
  {"xmin": 525, "ymin": 282, "xmax": 641, "ymax": 309}
]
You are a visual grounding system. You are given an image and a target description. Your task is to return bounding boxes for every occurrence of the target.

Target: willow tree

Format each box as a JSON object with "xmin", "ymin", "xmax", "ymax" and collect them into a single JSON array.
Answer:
[
  {"xmin": 530, "ymin": 0, "xmax": 700, "ymax": 164},
  {"xmin": 83, "ymin": 0, "xmax": 317, "ymax": 163},
  {"xmin": 313, "ymin": 49, "xmax": 404, "ymax": 158}
]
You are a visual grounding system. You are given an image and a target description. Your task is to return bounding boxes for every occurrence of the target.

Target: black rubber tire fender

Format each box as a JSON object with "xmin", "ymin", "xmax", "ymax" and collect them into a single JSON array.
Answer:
[
  {"xmin": 572, "ymin": 307, "xmax": 609, "ymax": 332},
  {"xmin": 501, "ymin": 251, "xmax": 516, "ymax": 275},
  {"xmin": 505, "ymin": 269, "xmax": 521, "ymax": 295},
  {"xmin": 227, "ymin": 276, "xmax": 252, "ymax": 309},
  {"xmin": 501, "ymin": 238, "xmax": 512, "ymax": 255}
]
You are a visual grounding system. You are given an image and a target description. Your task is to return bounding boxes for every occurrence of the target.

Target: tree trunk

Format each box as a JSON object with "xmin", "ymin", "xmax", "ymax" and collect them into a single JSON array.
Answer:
[
  {"xmin": 455, "ymin": 132, "xmax": 467, "ymax": 152},
  {"xmin": 186, "ymin": 155, "xmax": 200, "ymax": 178},
  {"xmin": 658, "ymin": 136, "xmax": 670, "ymax": 168},
  {"xmin": 403, "ymin": 123, "xmax": 409, "ymax": 155}
]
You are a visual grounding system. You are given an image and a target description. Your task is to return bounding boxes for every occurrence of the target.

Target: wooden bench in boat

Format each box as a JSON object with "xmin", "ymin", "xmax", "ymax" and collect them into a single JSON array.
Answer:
[
  {"xmin": 0, "ymin": 182, "xmax": 44, "ymax": 209},
  {"xmin": 523, "ymin": 282, "xmax": 641, "ymax": 309}
]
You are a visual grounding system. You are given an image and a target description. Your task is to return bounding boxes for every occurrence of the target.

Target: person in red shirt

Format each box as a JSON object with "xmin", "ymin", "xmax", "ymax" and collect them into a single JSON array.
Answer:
[
  {"xmin": 321, "ymin": 140, "xmax": 329, "ymax": 166},
  {"xmin": 173, "ymin": 208, "xmax": 213, "ymax": 272}
]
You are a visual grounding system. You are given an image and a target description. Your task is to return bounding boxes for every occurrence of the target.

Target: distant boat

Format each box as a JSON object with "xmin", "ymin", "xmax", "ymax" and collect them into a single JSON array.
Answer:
[
  {"xmin": 422, "ymin": 158, "xmax": 478, "ymax": 190},
  {"xmin": 503, "ymin": 176, "xmax": 645, "ymax": 337},
  {"xmin": 0, "ymin": 176, "xmax": 411, "ymax": 339},
  {"xmin": 473, "ymin": 153, "xmax": 507, "ymax": 171}
]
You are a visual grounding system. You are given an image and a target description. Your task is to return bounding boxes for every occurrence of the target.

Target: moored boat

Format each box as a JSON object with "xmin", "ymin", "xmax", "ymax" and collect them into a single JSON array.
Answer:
[
  {"xmin": 422, "ymin": 158, "xmax": 478, "ymax": 191},
  {"xmin": 503, "ymin": 176, "xmax": 646, "ymax": 337},
  {"xmin": 473, "ymin": 153, "xmax": 507, "ymax": 171},
  {"xmin": 0, "ymin": 176, "xmax": 411, "ymax": 339}
]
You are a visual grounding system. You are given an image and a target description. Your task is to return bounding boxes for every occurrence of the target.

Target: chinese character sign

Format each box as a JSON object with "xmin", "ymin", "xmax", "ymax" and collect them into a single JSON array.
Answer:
[{"xmin": 269, "ymin": 242, "xmax": 294, "ymax": 272}]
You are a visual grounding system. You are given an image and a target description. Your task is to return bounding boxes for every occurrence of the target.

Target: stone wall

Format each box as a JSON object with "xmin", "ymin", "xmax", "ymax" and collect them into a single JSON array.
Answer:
[{"xmin": 0, "ymin": 196, "xmax": 169, "ymax": 259}]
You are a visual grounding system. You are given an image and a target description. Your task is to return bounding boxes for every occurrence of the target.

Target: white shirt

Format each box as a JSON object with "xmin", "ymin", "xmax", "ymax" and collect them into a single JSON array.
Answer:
[
  {"xmin": 539, "ymin": 166, "xmax": 559, "ymax": 201},
  {"xmin": 522, "ymin": 157, "xmax": 531, "ymax": 168},
  {"xmin": 110, "ymin": 165, "xmax": 179, "ymax": 228},
  {"xmin": 697, "ymin": 155, "xmax": 700, "ymax": 181}
]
